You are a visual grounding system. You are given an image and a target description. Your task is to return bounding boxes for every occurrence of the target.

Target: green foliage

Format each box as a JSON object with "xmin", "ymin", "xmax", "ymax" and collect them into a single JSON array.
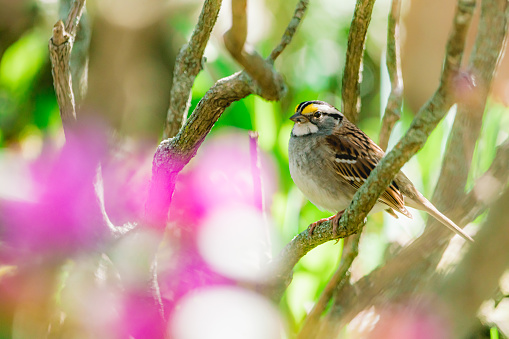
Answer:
[{"xmin": 0, "ymin": 28, "xmax": 57, "ymax": 145}]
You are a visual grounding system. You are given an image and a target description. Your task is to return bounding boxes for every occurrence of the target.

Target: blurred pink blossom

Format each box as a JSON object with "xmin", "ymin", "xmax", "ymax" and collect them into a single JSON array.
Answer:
[
  {"xmin": 158, "ymin": 248, "xmax": 232, "ymax": 316},
  {"xmin": 367, "ymin": 298, "xmax": 451, "ymax": 339},
  {"xmin": 1, "ymin": 122, "xmax": 109, "ymax": 261},
  {"xmin": 453, "ymin": 69, "xmax": 484, "ymax": 107},
  {"xmin": 100, "ymin": 141, "xmax": 153, "ymax": 225},
  {"xmin": 170, "ymin": 131, "xmax": 276, "ymax": 229},
  {"xmin": 119, "ymin": 290, "xmax": 167, "ymax": 339}
]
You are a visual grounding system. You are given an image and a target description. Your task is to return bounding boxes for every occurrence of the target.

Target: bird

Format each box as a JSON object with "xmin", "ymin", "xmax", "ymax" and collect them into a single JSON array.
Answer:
[{"xmin": 288, "ymin": 100, "xmax": 474, "ymax": 243}]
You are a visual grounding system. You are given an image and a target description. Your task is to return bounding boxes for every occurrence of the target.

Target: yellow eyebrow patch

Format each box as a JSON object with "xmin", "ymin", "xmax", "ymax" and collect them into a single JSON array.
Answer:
[{"xmin": 301, "ymin": 104, "xmax": 317, "ymax": 115}]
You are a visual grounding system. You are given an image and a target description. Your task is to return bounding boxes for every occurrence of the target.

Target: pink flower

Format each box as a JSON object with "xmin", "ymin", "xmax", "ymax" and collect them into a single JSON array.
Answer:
[{"xmin": 1, "ymin": 122, "xmax": 109, "ymax": 261}]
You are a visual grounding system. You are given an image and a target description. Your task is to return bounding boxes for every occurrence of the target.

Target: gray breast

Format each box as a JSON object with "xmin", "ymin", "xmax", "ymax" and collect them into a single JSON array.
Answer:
[{"xmin": 288, "ymin": 135, "xmax": 355, "ymax": 212}]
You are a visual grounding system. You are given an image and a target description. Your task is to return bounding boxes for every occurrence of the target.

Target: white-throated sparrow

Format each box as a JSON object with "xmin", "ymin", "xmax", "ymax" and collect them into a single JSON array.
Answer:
[{"xmin": 288, "ymin": 100, "xmax": 474, "ymax": 242}]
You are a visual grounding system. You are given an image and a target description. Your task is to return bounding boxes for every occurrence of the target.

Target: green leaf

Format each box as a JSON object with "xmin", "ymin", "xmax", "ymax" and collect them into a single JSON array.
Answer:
[{"xmin": 0, "ymin": 30, "xmax": 47, "ymax": 93}]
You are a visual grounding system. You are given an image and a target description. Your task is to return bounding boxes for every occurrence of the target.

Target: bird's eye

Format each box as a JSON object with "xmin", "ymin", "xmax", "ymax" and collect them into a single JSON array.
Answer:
[{"xmin": 313, "ymin": 112, "xmax": 322, "ymax": 118}]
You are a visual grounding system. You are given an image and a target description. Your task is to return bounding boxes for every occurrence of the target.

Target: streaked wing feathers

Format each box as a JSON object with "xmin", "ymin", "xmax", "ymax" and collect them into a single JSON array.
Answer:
[{"xmin": 325, "ymin": 123, "xmax": 412, "ymax": 218}]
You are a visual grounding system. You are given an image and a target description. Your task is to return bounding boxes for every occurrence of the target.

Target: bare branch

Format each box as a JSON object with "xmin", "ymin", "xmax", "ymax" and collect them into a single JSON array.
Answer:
[
  {"xmin": 224, "ymin": 0, "xmax": 286, "ymax": 101},
  {"xmin": 49, "ymin": 21, "xmax": 76, "ymax": 129},
  {"xmin": 439, "ymin": 188, "xmax": 509, "ymax": 337},
  {"xmin": 146, "ymin": 72, "xmax": 252, "ymax": 228},
  {"xmin": 164, "ymin": 0, "xmax": 222, "ymax": 139},
  {"xmin": 268, "ymin": 0, "xmax": 309, "ymax": 63},
  {"xmin": 297, "ymin": 234, "xmax": 360, "ymax": 339},
  {"xmin": 48, "ymin": 0, "xmax": 86, "ymax": 135},
  {"xmin": 64, "ymin": 0, "xmax": 86, "ymax": 37},
  {"xmin": 59, "ymin": 0, "xmax": 90, "ymax": 106},
  {"xmin": 341, "ymin": 0, "xmax": 376, "ymax": 123},
  {"xmin": 378, "ymin": 0, "xmax": 403, "ymax": 151},
  {"xmin": 224, "ymin": 0, "xmax": 247, "ymax": 52}
]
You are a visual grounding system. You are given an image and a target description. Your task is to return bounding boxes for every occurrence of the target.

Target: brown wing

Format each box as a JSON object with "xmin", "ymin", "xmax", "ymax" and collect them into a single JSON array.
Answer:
[{"xmin": 325, "ymin": 121, "xmax": 412, "ymax": 218}]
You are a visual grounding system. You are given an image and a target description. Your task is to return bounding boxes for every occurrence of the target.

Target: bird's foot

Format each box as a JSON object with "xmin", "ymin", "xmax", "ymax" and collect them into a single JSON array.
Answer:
[{"xmin": 307, "ymin": 210, "xmax": 345, "ymax": 239}]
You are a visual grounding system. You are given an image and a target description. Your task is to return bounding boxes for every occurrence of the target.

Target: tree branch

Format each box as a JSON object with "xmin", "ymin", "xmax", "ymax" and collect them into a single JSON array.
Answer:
[
  {"xmin": 439, "ymin": 188, "xmax": 509, "ymax": 337},
  {"xmin": 223, "ymin": 0, "xmax": 286, "ymax": 101},
  {"xmin": 48, "ymin": 0, "xmax": 86, "ymax": 135},
  {"xmin": 297, "ymin": 234, "xmax": 360, "ymax": 339},
  {"xmin": 341, "ymin": 0, "xmax": 376, "ymax": 123},
  {"xmin": 145, "ymin": 0, "xmax": 308, "ymax": 231},
  {"xmin": 163, "ymin": 0, "xmax": 222, "ymax": 139},
  {"xmin": 267, "ymin": 0, "xmax": 309, "ymax": 63},
  {"xmin": 59, "ymin": 0, "xmax": 90, "ymax": 106},
  {"xmin": 378, "ymin": 0, "xmax": 403, "ymax": 151}
]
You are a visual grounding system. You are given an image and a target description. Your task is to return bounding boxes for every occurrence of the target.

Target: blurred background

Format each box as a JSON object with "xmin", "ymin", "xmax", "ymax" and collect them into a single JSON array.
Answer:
[{"xmin": 1, "ymin": 0, "xmax": 509, "ymax": 337}]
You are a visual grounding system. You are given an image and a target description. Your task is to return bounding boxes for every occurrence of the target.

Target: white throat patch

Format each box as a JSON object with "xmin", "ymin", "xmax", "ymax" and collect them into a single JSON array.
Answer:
[{"xmin": 292, "ymin": 122, "xmax": 318, "ymax": 136}]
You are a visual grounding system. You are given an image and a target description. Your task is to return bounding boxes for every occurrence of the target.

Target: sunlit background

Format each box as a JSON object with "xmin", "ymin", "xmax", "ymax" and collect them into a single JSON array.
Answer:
[{"xmin": 1, "ymin": 0, "xmax": 509, "ymax": 337}]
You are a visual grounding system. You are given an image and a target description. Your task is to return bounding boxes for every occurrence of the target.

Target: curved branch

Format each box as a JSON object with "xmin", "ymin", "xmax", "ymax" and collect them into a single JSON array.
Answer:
[
  {"xmin": 379, "ymin": 0, "xmax": 403, "ymax": 151},
  {"xmin": 164, "ymin": 0, "xmax": 222, "ymax": 139},
  {"xmin": 224, "ymin": 0, "xmax": 286, "ymax": 100},
  {"xmin": 268, "ymin": 0, "xmax": 309, "ymax": 63},
  {"xmin": 64, "ymin": 0, "xmax": 86, "ymax": 37},
  {"xmin": 146, "ymin": 72, "xmax": 251, "ymax": 227},
  {"xmin": 341, "ymin": 0, "xmax": 376, "ymax": 123},
  {"xmin": 297, "ymin": 234, "xmax": 360, "ymax": 339}
]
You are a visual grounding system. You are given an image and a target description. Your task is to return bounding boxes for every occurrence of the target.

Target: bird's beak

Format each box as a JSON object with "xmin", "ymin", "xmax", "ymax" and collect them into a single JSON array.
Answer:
[{"xmin": 290, "ymin": 112, "xmax": 308, "ymax": 123}]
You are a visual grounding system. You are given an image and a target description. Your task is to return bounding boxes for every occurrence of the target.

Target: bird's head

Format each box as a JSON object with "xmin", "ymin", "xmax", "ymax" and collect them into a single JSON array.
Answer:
[{"xmin": 290, "ymin": 101, "xmax": 344, "ymax": 136}]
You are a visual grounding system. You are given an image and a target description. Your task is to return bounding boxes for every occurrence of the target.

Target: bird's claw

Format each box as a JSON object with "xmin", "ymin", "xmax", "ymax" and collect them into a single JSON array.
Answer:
[{"xmin": 307, "ymin": 210, "xmax": 345, "ymax": 241}]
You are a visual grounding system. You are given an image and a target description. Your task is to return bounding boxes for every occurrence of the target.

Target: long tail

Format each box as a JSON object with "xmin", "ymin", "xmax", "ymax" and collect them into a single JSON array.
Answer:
[{"xmin": 408, "ymin": 195, "xmax": 474, "ymax": 243}]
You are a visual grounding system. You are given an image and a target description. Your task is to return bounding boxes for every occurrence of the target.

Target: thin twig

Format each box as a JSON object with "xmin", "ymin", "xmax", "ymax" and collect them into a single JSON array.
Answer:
[
  {"xmin": 341, "ymin": 0, "xmax": 376, "ymax": 123},
  {"xmin": 297, "ymin": 234, "xmax": 360, "ymax": 339},
  {"xmin": 268, "ymin": 0, "xmax": 309, "ymax": 63},
  {"xmin": 59, "ymin": 0, "xmax": 90, "ymax": 106},
  {"xmin": 164, "ymin": 0, "xmax": 222, "ymax": 139},
  {"xmin": 224, "ymin": 0, "xmax": 286, "ymax": 101},
  {"xmin": 48, "ymin": 0, "xmax": 86, "ymax": 135},
  {"xmin": 64, "ymin": 0, "xmax": 86, "ymax": 37},
  {"xmin": 379, "ymin": 0, "xmax": 403, "ymax": 151},
  {"xmin": 248, "ymin": 131, "xmax": 271, "ymax": 258}
]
